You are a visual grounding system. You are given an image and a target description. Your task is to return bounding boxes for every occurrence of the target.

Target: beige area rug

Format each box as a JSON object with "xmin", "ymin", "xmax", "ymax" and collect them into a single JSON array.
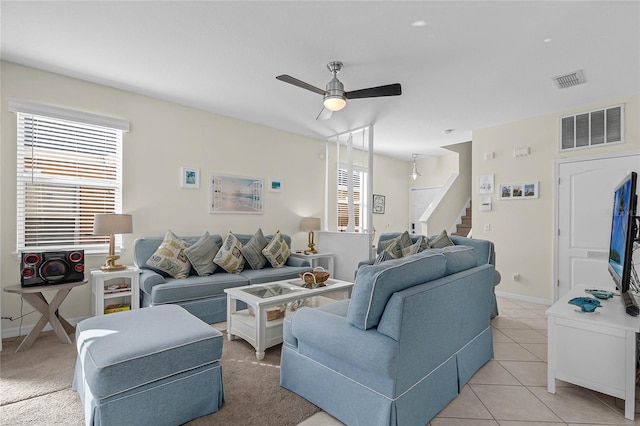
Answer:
[{"xmin": 1, "ymin": 329, "xmax": 320, "ymax": 425}]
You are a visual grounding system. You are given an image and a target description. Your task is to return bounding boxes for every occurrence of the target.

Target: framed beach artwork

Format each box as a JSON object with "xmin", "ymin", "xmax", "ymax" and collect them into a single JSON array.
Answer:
[
  {"xmin": 210, "ymin": 173, "xmax": 263, "ymax": 214},
  {"xmin": 181, "ymin": 167, "xmax": 200, "ymax": 188},
  {"xmin": 499, "ymin": 181, "xmax": 539, "ymax": 200}
]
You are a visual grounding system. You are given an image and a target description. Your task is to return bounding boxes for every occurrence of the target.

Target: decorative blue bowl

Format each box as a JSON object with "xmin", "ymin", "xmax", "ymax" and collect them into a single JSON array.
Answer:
[
  {"xmin": 568, "ymin": 297, "xmax": 602, "ymax": 313},
  {"xmin": 584, "ymin": 289, "xmax": 614, "ymax": 299}
]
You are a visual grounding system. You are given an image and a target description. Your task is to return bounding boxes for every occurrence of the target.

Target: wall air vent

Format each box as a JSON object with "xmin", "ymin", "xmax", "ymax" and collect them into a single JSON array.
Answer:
[
  {"xmin": 552, "ymin": 70, "xmax": 586, "ymax": 89},
  {"xmin": 559, "ymin": 104, "xmax": 624, "ymax": 152}
]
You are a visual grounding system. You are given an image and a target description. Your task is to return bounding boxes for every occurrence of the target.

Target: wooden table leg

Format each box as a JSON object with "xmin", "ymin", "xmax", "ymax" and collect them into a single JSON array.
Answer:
[
  {"xmin": 16, "ymin": 288, "xmax": 74, "ymax": 352},
  {"xmin": 47, "ymin": 288, "xmax": 73, "ymax": 343}
]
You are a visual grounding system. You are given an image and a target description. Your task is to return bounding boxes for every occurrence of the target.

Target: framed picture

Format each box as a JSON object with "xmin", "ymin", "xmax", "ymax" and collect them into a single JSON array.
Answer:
[
  {"xmin": 373, "ymin": 194, "xmax": 385, "ymax": 214},
  {"xmin": 269, "ymin": 178, "xmax": 283, "ymax": 192},
  {"xmin": 477, "ymin": 174, "xmax": 494, "ymax": 194},
  {"xmin": 210, "ymin": 173, "xmax": 263, "ymax": 214},
  {"xmin": 181, "ymin": 167, "xmax": 200, "ymax": 188},
  {"xmin": 499, "ymin": 181, "xmax": 539, "ymax": 200}
]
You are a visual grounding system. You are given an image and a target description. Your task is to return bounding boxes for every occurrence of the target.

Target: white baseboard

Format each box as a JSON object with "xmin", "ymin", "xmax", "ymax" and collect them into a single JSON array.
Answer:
[
  {"xmin": 1, "ymin": 315, "xmax": 89, "ymax": 340},
  {"xmin": 495, "ymin": 290, "xmax": 552, "ymax": 306}
]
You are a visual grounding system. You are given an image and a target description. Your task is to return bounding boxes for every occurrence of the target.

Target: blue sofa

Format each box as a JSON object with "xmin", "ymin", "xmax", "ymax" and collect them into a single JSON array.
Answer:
[
  {"xmin": 362, "ymin": 232, "xmax": 501, "ymax": 318},
  {"xmin": 133, "ymin": 233, "xmax": 311, "ymax": 324},
  {"xmin": 280, "ymin": 245, "xmax": 495, "ymax": 426}
]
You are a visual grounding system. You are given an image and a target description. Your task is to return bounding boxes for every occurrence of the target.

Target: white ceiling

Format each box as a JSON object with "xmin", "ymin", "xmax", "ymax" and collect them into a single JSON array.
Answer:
[{"xmin": 1, "ymin": 1, "xmax": 639, "ymax": 159}]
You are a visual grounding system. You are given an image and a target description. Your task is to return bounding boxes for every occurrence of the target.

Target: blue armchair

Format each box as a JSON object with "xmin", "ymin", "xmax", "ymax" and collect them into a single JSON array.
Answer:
[{"xmin": 280, "ymin": 246, "xmax": 495, "ymax": 425}]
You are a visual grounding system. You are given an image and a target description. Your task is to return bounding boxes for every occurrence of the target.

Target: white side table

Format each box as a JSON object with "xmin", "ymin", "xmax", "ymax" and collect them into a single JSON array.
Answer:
[
  {"xmin": 91, "ymin": 267, "xmax": 141, "ymax": 316},
  {"xmin": 290, "ymin": 252, "xmax": 334, "ymax": 276},
  {"xmin": 546, "ymin": 285, "xmax": 640, "ymax": 420}
]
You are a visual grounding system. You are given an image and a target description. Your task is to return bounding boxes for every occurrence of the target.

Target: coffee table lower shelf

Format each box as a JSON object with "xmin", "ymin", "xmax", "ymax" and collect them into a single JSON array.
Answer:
[
  {"xmin": 227, "ymin": 310, "xmax": 285, "ymax": 357},
  {"xmin": 225, "ymin": 279, "xmax": 353, "ymax": 360}
]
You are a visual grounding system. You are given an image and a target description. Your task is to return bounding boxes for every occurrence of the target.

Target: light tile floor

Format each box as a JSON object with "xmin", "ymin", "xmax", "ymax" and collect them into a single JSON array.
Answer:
[{"xmin": 299, "ymin": 296, "xmax": 640, "ymax": 425}]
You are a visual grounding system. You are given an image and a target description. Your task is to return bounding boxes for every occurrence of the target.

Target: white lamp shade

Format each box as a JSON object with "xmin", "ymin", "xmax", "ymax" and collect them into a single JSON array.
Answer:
[
  {"xmin": 300, "ymin": 217, "xmax": 321, "ymax": 231},
  {"xmin": 93, "ymin": 214, "xmax": 133, "ymax": 235},
  {"xmin": 323, "ymin": 95, "xmax": 346, "ymax": 112}
]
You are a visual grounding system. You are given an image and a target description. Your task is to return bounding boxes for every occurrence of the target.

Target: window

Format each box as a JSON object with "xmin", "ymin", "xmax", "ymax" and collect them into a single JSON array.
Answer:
[
  {"xmin": 337, "ymin": 166, "xmax": 367, "ymax": 232},
  {"xmin": 12, "ymin": 100, "xmax": 128, "ymax": 253}
]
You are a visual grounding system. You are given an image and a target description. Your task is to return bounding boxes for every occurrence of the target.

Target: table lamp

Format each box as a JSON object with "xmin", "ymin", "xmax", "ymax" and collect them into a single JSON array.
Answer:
[
  {"xmin": 93, "ymin": 214, "xmax": 133, "ymax": 271},
  {"xmin": 300, "ymin": 217, "xmax": 321, "ymax": 254}
]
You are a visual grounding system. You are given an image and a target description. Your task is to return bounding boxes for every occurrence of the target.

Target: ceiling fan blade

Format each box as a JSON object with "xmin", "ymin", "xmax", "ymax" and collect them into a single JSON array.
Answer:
[
  {"xmin": 345, "ymin": 83, "xmax": 402, "ymax": 99},
  {"xmin": 316, "ymin": 107, "xmax": 333, "ymax": 121},
  {"xmin": 276, "ymin": 75, "xmax": 325, "ymax": 95}
]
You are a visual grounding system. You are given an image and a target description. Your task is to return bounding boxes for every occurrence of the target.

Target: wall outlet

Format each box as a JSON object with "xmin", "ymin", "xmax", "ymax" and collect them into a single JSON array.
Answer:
[
  {"xmin": 484, "ymin": 224, "xmax": 491, "ymax": 231},
  {"xmin": 512, "ymin": 273, "xmax": 520, "ymax": 281}
]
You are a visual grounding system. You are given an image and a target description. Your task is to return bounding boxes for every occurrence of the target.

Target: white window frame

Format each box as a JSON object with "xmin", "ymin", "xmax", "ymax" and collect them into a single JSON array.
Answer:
[
  {"xmin": 10, "ymin": 99, "xmax": 129, "ymax": 254},
  {"xmin": 337, "ymin": 163, "xmax": 368, "ymax": 233}
]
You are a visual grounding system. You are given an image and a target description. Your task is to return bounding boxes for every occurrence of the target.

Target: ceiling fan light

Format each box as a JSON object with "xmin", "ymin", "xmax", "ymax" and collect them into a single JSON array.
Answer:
[{"xmin": 323, "ymin": 95, "xmax": 346, "ymax": 111}]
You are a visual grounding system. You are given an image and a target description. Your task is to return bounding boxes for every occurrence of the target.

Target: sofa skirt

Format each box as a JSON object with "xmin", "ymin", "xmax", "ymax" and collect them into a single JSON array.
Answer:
[
  {"xmin": 280, "ymin": 324, "xmax": 494, "ymax": 426},
  {"xmin": 141, "ymin": 292, "xmax": 246, "ymax": 325},
  {"xmin": 457, "ymin": 326, "xmax": 493, "ymax": 389},
  {"xmin": 280, "ymin": 344, "xmax": 459, "ymax": 426}
]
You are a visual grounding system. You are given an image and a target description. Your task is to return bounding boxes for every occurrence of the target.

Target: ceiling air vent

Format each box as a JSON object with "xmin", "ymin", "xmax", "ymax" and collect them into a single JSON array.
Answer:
[
  {"xmin": 552, "ymin": 70, "xmax": 586, "ymax": 89},
  {"xmin": 559, "ymin": 104, "xmax": 624, "ymax": 152}
]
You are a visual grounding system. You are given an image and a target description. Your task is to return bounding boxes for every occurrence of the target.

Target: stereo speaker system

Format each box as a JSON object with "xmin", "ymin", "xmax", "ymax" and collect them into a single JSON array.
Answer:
[{"xmin": 20, "ymin": 250, "xmax": 85, "ymax": 287}]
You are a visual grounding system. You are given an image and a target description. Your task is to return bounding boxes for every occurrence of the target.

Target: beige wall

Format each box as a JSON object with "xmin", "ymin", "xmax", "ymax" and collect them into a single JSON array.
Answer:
[
  {"xmin": 424, "ymin": 142, "xmax": 472, "ymax": 236},
  {"xmin": 472, "ymin": 95, "xmax": 640, "ymax": 303},
  {"xmin": 0, "ymin": 61, "xmax": 414, "ymax": 333},
  {"xmin": 407, "ymin": 143, "xmax": 472, "ymax": 237}
]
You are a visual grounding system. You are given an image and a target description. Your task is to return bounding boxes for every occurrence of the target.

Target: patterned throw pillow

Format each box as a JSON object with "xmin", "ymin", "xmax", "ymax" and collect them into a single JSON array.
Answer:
[
  {"xmin": 430, "ymin": 229, "xmax": 455, "ymax": 249},
  {"xmin": 373, "ymin": 250, "xmax": 394, "ymax": 265},
  {"xmin": 241, "ymin": 228, "xmax": 269, "ymax": 270},
  {"xmin": 262, "ymin": 231, "xmax": 290, "ymax": 268},
  {"xmin": 184, "ymin": 231, "xmax": 219, "ymax": 276},
  {"xmin": 382, "ymin": 231, "xmax": 413, "ymax": 259},
  {"xmin": 214, "ymin": 232, "xmax": 245, "ymax": 273},
  {"xmin": 146, "ymin": 230, "xmax": 191, "ymax": 279},
  {"xmin": 401, "ymin": 235, "xmax": 430, "ymax": 257}
]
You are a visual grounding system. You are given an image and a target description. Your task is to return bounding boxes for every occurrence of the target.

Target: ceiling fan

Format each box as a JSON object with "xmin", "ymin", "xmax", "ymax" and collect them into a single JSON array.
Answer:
[{"xmin": 276, "ymin": 61, "xmax": 402, "ymax": 120}]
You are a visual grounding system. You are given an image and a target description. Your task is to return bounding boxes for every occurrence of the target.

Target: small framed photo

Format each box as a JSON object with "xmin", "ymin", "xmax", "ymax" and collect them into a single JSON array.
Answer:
[
  {"xmin": 500, "ymin": 181, "xmax": 538, "ymax": 199},
  {"xmin": 269, "ymin": 178, "xmax": 283, "ymax": 192},
  {"xmin": 373, "ymin": 194, "xmax": 385, "ymax": 214},
  {"xmin": 477, "ymin": 174, "xmax": 494, "ymax": 194},
  {"xmin": 181, "ymin": 167, "xmax": 200, "ymax": 188}
]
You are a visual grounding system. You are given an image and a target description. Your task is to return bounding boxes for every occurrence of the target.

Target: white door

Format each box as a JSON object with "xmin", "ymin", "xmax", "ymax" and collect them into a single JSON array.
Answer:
[
  {"xmin": 409, "ymin": 187, "xmax": 441, "ymax": 235},
  {"xmin": 556, "ymin": 153, "xmax": 639, "ymax": 300}
]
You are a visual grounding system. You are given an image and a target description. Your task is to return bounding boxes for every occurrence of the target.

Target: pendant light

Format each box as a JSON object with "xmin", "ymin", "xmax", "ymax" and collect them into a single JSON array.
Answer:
[{"xmin": 410, "ymin": 153, "xmax": 421, "ymax": 181}]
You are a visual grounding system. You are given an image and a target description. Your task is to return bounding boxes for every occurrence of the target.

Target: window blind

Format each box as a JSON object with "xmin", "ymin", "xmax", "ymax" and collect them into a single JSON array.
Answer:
[
  {"xmin": 337, "ymin": 167, "xmax": 365, "ymax": 232},
  {"xmin": 16, "ymin": 112, "xmax": 124, "ymax": 252}
]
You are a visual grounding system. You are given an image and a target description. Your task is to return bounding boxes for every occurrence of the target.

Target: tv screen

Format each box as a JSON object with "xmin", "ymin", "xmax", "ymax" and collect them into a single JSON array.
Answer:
[{"xmin": 607, "ymin": 171, "xmax": 637, "ymax": 293}]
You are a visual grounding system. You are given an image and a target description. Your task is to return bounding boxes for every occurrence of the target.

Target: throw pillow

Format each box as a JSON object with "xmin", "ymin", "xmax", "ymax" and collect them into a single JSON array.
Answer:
[
  {"xmin": 183, "ymin": 231, "xmax": 219, "ymax": 276},
  {"xmin": 373, "ymin": 250, "xmax": 394, "ymax": 265},
  {"xmin": 214, "ymin": 232, "xmax": 245, "ymax": 273},
  {"xmin": 401, "ymin": 235, "xmax": 430, "ymax": 257},
  {"xmin": 382, "ymin": 231, "xmax": 412, "ymax": 259},
  {"xmin": 430, "ymin": 229, "xmax": 455, "ymax": 249},
  {"xmin": 146, "ymin": 230, "xmax": 191, "ymax": 279},
  {"xmin": 262, "ymin": 230, "xmax": 290, "ymax": 268},
  {"xmin": 241, "ymin": 228, "xmax": 269, "ymax": 270}
]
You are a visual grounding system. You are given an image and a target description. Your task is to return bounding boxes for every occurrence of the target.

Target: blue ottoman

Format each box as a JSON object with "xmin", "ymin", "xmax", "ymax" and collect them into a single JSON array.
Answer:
[{"xmin": 72, "ymin": 305, "xmax": 224, "ymax": 426}]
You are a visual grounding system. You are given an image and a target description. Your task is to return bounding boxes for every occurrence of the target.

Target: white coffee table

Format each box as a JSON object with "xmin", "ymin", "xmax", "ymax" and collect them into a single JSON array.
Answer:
[{"xmin": 225, "ymin": 278, "xmax": 353, "ymax": 360}]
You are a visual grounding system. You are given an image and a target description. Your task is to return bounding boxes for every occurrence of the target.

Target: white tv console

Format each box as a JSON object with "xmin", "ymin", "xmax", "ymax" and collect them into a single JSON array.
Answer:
[{"xmin": 546, "ymin": 285, "xmax": 640, "ymax": 420}]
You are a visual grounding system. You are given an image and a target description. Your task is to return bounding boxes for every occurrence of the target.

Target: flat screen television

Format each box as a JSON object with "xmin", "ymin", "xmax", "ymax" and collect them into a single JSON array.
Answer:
[{"xmin": 607, "ymin": 171, "xmax": 639, "ymax": 315}]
